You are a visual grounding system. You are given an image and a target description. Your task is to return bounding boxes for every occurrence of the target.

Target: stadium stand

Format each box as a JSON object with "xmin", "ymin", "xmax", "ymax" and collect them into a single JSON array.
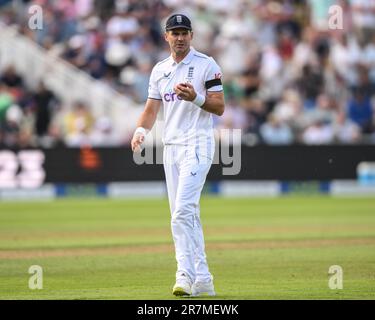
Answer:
[{"xmin": 0, "ymin": 0, "xmax": 374, "ymax": 147}]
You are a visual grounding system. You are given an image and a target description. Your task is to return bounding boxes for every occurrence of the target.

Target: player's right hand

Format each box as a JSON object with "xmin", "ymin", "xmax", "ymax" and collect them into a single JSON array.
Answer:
[
  {"xmin": 131, "ymin": 132, "xmax": 145, "ymax": 153},
  {"xmin": 174, "ymin": 82, "xmax": 196, "ymax": 101}
]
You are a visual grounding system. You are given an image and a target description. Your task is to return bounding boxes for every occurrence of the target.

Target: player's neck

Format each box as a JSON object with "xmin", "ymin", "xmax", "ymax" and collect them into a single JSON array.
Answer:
[{"xmin": 172, "ymin": 48, "xmax": 190, "ymax": 64}]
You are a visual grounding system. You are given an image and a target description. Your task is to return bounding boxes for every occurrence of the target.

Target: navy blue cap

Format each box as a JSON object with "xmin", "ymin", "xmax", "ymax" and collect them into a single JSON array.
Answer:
[{"xmin": 165, "ymin": 14, "xmax": 192, "ymax": 31}]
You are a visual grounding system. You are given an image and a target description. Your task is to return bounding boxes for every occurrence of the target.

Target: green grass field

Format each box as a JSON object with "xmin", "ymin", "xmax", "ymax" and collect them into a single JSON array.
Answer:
[{"xmin": 0, "ymin": 196, "xmax": 374, "ymax": 300}]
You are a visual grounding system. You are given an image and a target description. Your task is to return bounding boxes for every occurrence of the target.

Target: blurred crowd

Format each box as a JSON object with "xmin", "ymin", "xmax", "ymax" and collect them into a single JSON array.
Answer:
[{"xmin": 0, "ymin": 0, "xmax": 375, "ymax": 147}]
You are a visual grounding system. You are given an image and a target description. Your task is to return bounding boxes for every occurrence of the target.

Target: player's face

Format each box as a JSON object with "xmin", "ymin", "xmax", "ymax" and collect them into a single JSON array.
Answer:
[{"xmin": 165, "ymin": 29, "xmax": 193, "ymax": 56}]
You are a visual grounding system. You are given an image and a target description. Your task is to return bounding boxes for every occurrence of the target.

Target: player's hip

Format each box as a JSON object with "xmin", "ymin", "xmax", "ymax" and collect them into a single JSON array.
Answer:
[{"xmin": 163, "ymin": 141, "xmax": 215, "ymax": 167}]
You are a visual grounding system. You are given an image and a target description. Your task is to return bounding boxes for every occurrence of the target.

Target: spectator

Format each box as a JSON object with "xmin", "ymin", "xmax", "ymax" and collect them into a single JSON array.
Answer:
[
  {"xmin": 106, "ymin": 6, "xmax": 140, "ymax": 46},
  {"xmin": 33, "ymin": 82, "xmax": 60, "ymax": 139},
  {"xmin": 302, "ymin": 119, "xmax": 335, "ymax": 145},
  {"xmin": 243, "ymin": 96, "xmax": 268, "ymax": 137},
  {"xmin": 363, "ymin": 34, "xmax": 375, "ymax": 83},
  {"xmin": 238, "ymin": 56, "xmax": 261, "ymax": 99},
  {"xmin": 259, "ymin": 45, "xmax": 285, "ymax": 102},
  {"xmin": 350, "ymin": 0, "xmax": 375, "ymax": 45},
  {"xmin": 347, "ymin": 87, "xmax": 373, "ymax": 133},
  {"xmin": 305, "ymin": 93, "xmax": 336, "ymax": 125},
  {"xmin": 260, "ymin": 113, "xmax": 294, "ymax": 145},
  {"xmin": 0, "ymin": 65, "xmax": 24, "ymax": 88},
  {"xmin": 292, "ymin": 27, "xmax": 319, "ymax": 77},
  {"xmin": 329, "ymin": 34, "xmax": 360, "ymax": 86},
  {"xmin": 89, "ymin": 116, "xmax": 121, "ymax": 146},
  {"xmin": 63, "ymin": 101, "xmax": 94, "ymax": 147},
  {"xmin": 296, "ymin": 64, "xmax": 324, "ymax": 109},
  {"xmin": 63, "ymin": 34, "xmax": 88, "ymax": 69},
  {"xmin": 215, "ymin": 97, "xmax": 249, "ymax": 131},
  {"xmin": 273, "ymin": 89, "xmax": 303, "ymax": 124},
  {"xmin": 0, "ymin": 83, "xmax": 14, "ymax": 126},
  {"xmin": 2, "ymin": 104, "xmax": 23, "ymax": 147},
  {"xmin": 19, "ymin": 105, "xmax": 37, "ymax": 147},
  {"xmin": 333, "ymin": 110, "xmax": 361, "ymax": 143},
  {"xmin": 355, "ymin": 64, "xmax": 375, "ymax": 98}
]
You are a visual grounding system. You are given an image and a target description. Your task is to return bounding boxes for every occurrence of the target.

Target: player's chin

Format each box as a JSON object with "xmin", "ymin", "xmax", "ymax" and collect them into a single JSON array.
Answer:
[{"xmin": 175, "ymin": 45, "xmax": 186, "ymax": 52}]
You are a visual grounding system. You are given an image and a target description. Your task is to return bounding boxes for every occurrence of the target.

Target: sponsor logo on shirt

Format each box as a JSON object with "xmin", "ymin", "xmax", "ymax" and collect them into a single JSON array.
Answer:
[{"xmin": 163, "ymin": 92, "xmax": 183, "ymax": 102}]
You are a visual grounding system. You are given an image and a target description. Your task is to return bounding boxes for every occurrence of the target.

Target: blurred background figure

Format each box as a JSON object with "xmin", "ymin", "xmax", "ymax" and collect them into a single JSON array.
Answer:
[
  {"xmin": 33, "ymin": 81, "xmax": 60, "ymax": 147},
  {"xmin": 63, "ymin": 101, "xmax": 94, "ymax": 147},
  {"xmin": 333, "ymin": 109, "xmax": 361, "ymax": 143},
  {"xmin": 260, "ymin": 113, "xmax": 294, "ymax": 145},
  {"xmin": 90, "ymin": 115, "xmax": 121, "ymax": 146},
  {"xmin": 302, "ymin": 119, "xmax": 335, "ymax": 145},
  {"xmin": 347, "ymin": 86, "xmax": 373, "ymax": 133}
]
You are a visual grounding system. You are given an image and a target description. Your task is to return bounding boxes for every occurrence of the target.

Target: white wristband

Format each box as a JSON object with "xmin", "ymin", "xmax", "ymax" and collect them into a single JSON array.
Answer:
[
  {"xmin": 134, "ymin": 127, "xmax": 149, "ymax": 136},
  {"xmin": 192, "ymin": 93, "xmax": 206, "ymax": 108}
]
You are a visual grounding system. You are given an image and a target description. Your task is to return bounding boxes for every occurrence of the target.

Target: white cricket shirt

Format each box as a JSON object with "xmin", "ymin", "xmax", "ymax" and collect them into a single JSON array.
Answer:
[{"xmin": 148, "ymin": 47, "xmax": 223, "ymax": 148}]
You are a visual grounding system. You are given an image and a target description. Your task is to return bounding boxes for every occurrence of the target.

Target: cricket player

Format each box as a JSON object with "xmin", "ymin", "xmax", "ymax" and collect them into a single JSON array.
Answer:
[{"xmin": 131, "ymin": 14, "xmax": 225, "ymax": 297}]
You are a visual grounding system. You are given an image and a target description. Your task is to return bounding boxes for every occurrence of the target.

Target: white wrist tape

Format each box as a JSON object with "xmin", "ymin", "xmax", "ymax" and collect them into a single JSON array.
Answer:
[
  {"xmin": 134, "ymin": 127, "xmax": 149, "ymax": 136},
  {"xmin": 192, "ymin": 93, "xmax": 206, "ymax": 108}
]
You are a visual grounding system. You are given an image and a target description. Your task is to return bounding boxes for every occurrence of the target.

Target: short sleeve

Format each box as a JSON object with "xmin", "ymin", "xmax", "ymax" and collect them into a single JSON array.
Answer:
[
  {"xmin": 204, "ymin": 58, "xmax": 223, "ymax": 92},
  {"xmin": 148, "ymin": 66, "xmax": 162, "ymax": 100}
]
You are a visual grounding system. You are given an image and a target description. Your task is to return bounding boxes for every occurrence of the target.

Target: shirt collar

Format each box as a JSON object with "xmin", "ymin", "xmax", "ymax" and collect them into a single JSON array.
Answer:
[{"xmin": 171, "ymin": 47, "xmax": 195, "ymax": 66}]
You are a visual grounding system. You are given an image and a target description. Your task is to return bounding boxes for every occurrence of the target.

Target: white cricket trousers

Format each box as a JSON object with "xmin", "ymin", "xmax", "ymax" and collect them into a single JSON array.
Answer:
[{"xmin": 163, "ymin": 144, "xmax": 214, "ymax": 283}]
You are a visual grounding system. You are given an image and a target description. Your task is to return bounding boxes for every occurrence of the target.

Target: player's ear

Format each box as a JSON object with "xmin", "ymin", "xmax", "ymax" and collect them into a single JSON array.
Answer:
[
  {"xmin": 164, "ymin": 32, "xmax": 169, "ymax": 42},
  {"xmin": 190, "ymin": 31, "xmax": 193, "ymax": 40}
]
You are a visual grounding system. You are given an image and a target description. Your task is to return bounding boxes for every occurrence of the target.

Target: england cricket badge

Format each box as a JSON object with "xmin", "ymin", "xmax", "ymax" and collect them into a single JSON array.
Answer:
[{"xmin": 186, "ymin": 66, "xmax": 194, "ymax": 83}]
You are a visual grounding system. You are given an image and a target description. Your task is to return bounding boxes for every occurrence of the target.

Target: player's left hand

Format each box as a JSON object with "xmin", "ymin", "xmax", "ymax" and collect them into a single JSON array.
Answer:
[{"xmin": 174, "ymin": 82, "xmax": 197, "ymax": 101}]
